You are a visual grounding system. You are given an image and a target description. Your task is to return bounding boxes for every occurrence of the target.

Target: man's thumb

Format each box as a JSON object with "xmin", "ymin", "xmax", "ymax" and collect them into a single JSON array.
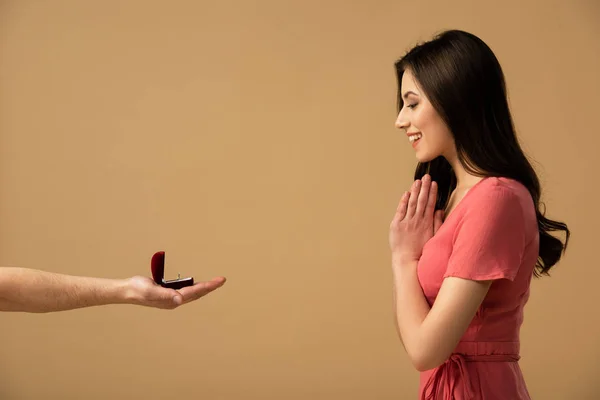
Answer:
[{"xmin": 172, "ymin": 293, "xmax": 183, "ymax": 306}]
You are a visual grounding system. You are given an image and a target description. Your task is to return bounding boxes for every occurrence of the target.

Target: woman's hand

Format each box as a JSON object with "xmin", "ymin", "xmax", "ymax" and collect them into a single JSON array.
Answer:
[{"xmin": 389, "ymin": 174, "xmax": 444, "ymax": 266}]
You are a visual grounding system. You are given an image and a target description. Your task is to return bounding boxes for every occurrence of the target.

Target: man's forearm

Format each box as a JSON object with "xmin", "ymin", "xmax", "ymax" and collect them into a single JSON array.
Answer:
[{"xmin": 0, "ymin": 267, "xmax": 130, "ymax": 313}]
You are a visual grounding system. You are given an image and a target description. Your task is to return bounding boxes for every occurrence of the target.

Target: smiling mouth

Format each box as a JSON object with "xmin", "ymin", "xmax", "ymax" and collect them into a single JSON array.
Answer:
[{"xmin": 408, "ymin": 133, "xmax": 422, "ymax": 143}]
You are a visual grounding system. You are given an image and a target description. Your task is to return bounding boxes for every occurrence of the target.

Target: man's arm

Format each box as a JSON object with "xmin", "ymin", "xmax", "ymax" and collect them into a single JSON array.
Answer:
[{"xmin": 0, "ymin": 267, "xmax": 226, "ymax": 313}]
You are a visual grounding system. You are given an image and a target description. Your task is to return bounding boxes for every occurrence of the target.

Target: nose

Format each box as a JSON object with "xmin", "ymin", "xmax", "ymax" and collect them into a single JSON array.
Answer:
[{"xmin": 395, "ymin": 110, "xmax": 409, "ymax": 130}]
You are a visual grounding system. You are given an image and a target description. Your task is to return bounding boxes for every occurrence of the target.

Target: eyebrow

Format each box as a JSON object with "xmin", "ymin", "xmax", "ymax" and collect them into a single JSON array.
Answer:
[{"xmin": 402, "ymin": 90, "xmax": 419, "ymax": 100}]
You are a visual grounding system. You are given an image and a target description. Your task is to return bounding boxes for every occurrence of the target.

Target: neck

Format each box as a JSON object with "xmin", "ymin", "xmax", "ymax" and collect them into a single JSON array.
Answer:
[{"xmin": 446, "ymin": 153, "xmax": 482, "ymax": 190}]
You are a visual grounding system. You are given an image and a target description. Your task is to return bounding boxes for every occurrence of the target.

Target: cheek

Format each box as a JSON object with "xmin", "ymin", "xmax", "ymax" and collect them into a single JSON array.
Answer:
[
  {"xmin": 413, "ymin": 107, "xmax": 437, "ymax": 134},
  {"xmin": 421, "ymin": 111, "xmax": 450, "ymax": 143},
  {"xmin": 427, "ymin": 125, "xmax": 451, "ymax": 147},
  {"xmin": 415, "ymin": 111, "xmax": 453, "ymax": 159},
  {"xmin": 413, "ymin": 110, "xmax": 435, "ymax": 145}
]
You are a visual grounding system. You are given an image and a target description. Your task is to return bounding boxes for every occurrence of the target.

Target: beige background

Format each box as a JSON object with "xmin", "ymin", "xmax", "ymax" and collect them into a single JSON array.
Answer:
[{"xmin": 0, "ymin": 0, "xmax": 598, "ymax": 399}]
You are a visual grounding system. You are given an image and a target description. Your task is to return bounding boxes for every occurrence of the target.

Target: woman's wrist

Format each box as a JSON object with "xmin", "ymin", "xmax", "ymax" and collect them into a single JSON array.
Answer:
[
  {"xmin": 392, "ymin": 253, "xmax": 419, "ymax": 270},
  {"xmin": 392, "ymin": 260, "xmax": 419, "ymax": 284}
]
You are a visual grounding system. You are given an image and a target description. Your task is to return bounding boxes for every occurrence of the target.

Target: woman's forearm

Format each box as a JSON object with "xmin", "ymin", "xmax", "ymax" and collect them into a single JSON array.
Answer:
[
  {"xmin": 0, "ymin": 267, "xmax": 129, "ymax": 313},
  {"xmin": 392, "ymin": 260, "xmax": 432, "ymax": 369}
]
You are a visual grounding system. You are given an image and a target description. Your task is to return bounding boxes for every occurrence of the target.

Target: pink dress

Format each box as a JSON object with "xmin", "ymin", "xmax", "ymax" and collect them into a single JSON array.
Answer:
[{"xmin": 417, "ymin": 177, "xmax": 538, "ymax": 399}]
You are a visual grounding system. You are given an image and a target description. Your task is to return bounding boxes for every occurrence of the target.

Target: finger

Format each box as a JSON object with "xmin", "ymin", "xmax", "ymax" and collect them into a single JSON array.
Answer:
[
  {"xmin": 434, "ymin": 210, "xmax": 444, "ymax": 234},
  {"xmin": 425, "ymin": 179, "xmax": 438, "ymax": 219},
  {"xmin": 406, "ymin": 179, "xmax": 421, "ymax": 217},
  {"xmin": 395, "ymin": 191, "xmax": 410, "ymax": 221},
  {"xmin": 416, "ymin": 174, "xmax": 431, "ymax": 217},
  {"xmin": 178, "ymin": 277, "xmax": 227, "ymax": 304}
]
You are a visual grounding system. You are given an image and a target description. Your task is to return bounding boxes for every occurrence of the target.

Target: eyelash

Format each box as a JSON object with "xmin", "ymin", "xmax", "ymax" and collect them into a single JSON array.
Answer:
[{"xmin": 406, "ymin": 103, "xmax": 418, "ymax": 109}]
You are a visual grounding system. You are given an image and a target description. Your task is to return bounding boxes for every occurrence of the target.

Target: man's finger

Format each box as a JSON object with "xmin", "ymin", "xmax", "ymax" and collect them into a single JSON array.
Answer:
[{"xmin": 178, "ymin": 277, "xmax": 226, "ymax": 303}]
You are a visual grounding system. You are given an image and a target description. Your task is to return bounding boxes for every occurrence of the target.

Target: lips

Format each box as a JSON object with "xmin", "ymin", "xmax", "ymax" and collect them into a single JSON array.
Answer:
[
  {"xmin": 408, "ymin": 133, "xmax": 422, "ymax": 148},
  {"xmin": 408, "ymin": 133, "xmax": 422, "ymax": 143}
]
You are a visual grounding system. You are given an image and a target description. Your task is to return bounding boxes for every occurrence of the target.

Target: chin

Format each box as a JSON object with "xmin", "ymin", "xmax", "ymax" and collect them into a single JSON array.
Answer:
[
  {"xmin": 415, "ymin": 146, "xmax": 442, "ymax": 163},
  {"xmin": 415, "ymin": 152, "xmax": 435, "ymax": 163}
]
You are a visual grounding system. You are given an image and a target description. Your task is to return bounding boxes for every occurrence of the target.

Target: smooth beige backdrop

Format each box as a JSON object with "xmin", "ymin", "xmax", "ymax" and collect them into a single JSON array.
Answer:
[{"xmin": 1, "ymin": 1, "xmax": 598, "ymax": 399}]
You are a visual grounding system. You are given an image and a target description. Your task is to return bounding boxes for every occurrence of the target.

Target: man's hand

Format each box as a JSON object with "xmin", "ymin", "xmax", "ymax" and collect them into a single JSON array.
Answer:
[{"xmin": 125, "ymin": 275, "xmax": 227, "ymax": 309}]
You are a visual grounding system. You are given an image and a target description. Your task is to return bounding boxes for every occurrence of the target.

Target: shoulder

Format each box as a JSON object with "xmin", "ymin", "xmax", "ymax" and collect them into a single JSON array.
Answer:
[
  {"xmin": 459, "ymin": 177, "xmax": 537, "ymax": 239},
  {"xmin": 467, "ymin": 177, "xmax": 533, "ymax": 211},
  {"xmin": 444, "ymin": 177, "xmax": 537, "ymax": 281},
  {"xmin": 472, "ymin": 176, "xmax": 529, "ymax": 197}
]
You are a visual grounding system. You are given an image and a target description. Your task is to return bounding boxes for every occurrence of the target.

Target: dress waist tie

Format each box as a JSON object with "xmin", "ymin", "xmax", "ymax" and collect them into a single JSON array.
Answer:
[{"xmin": 421, "ymin": 353, "xmax": 520, "ymax": 400}]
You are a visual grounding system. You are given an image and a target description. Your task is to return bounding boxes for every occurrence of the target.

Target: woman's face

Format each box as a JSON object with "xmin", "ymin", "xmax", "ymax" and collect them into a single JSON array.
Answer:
[{"xmin": 395, "ymin": 69, "xmax": 456, "ymax": 163}]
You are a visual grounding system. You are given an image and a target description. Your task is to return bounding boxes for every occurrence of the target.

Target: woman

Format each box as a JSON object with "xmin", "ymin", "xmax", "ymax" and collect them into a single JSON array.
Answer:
[{"xmin": 388, "ymin": 30, "xmax": 570, "ymax": 399}]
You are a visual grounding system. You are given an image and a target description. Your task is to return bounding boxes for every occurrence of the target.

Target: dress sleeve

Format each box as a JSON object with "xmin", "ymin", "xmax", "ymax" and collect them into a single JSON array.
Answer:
[{"xmin": 444, "ymin": 186, "xmax": 528, "ymax": 281}]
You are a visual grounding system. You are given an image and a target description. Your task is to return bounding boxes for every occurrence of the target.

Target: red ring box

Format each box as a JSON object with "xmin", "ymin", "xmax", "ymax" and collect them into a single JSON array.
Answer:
[{"xmin": 151, "ymin": 251, "xmax": 194, "ymax": 289}]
